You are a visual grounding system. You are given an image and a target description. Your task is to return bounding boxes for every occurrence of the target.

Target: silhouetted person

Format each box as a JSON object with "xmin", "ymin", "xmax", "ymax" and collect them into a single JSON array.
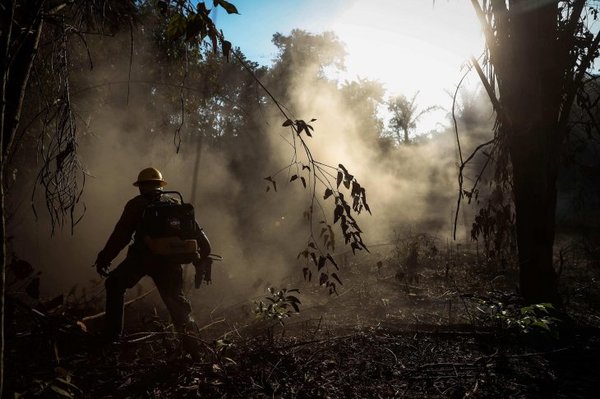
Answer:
[{"xmin": 94, "ymin": 167, "xmax": 210, "ymax": 353}]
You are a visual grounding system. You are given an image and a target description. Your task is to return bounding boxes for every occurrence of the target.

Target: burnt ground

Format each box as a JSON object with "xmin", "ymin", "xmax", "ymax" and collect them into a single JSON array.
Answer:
[{"xmin": 5, "ymin": 240, "xmax": 600, "ymax": 398}]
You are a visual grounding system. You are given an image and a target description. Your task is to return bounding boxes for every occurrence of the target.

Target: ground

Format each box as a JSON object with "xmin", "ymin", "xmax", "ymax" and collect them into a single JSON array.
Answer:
[{"xmin": 5, "ymin": 236, "xmax": 600, "ymax": 398}]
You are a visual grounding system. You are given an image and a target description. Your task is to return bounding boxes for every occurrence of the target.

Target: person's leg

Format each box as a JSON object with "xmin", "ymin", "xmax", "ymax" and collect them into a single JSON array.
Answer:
[
  {"xmin": 104, "ymin": 251, "xmax": 146, "ymax": 340},
  {"xmin": 151, "ymin": 263, "xmax": 194, "ymax": 331},
  {"xmin": 151, "ymin": 263, "xmax": 200, "ymax": 357}
]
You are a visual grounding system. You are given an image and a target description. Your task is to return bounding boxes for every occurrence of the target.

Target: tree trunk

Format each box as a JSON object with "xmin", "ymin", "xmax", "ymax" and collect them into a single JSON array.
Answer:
[
  {"xmin": 0, "ymin": 1, "xmax": 16, "ymax": 394},
  {"xmin": 510, "ymin": 135, "xmax": 560, "ymax": 304},
  {"xmin": 502, "ymin": 2, "xmax": 562, "ymax": 304},
  {"xmin": 0, "ymin": 5, "xmax": 43, "ymax": 394},
  {"xmin": 0, "ymin": 157, "xmax": 5, "ymax": 397}
]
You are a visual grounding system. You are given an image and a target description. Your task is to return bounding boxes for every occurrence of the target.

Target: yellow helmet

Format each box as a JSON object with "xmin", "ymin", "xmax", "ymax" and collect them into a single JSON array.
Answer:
[{"xmin": 133, "ymin": 167, "xmax": 167, "ymax": 187}]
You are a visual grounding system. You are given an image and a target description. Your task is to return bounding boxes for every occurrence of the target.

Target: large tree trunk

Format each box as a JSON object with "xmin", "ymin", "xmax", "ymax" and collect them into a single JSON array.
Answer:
[
  {"xmin": 510, "ymin": 135, "xmax": 560, "ymax": 304},
  {"xmin": 502, "ymin": 2, "xmax": 562, "ymax": 304}
]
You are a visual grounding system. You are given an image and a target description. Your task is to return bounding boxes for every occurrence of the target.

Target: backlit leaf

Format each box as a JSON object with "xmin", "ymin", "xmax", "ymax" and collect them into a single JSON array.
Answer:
[
  {"xmin": 214, "ymin": 0, "xmax": 239, "ymax": 14},
  {"xmin": 319, "ymin": 273, "xmax": 328, "ymax": 285},
  {"xmin": 331, "ymin": 273, "xmax": 342, "ymax": 285}
]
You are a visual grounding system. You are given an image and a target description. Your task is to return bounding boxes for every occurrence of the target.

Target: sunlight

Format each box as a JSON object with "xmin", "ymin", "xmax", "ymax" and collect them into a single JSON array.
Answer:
[{"xmin": 330, "ymin": 0, "xmax": 484, "ymax": 132}]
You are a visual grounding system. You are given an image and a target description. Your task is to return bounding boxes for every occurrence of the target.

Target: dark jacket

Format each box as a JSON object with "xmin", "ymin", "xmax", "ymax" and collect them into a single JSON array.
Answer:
[{"xmin": 96, "ymin": 192, "xmax": 211, "ymax": 265}]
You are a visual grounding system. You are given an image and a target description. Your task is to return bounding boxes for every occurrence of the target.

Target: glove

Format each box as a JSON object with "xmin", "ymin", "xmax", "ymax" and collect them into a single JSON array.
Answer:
[
  {"xmin": 194, "ymin": 258, "xmax": 212, "ymax": 288},
  {"xmin": 94, "ymin": 253, "xmax": 111, "ymax": 277}
]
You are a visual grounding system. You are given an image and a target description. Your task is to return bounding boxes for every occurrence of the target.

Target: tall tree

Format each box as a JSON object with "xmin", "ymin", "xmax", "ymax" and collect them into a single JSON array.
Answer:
[
  {"xmin": 466, "ymin": 0, "xmax": 600, "ymax": 304},
  {"xmin": 387, "ymin": 92, "xmax": 438, "ymax": 145}
]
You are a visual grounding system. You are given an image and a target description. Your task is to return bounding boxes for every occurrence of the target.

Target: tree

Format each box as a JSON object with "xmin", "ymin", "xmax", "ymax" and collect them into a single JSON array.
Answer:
[
  {"xmin": 340, "ymin": 78, "xmax": 385, "ymax": 144},
  {"xmin": 0, "ymin": 1, "xmax": 142, "ymax": 393},
  {"xmin": 464, "ymin": 1, "xmax": 600, "ymax": 304},
  {"xmin": 387, "ymin": 92, "xmax": 438, "ymax": 145}
]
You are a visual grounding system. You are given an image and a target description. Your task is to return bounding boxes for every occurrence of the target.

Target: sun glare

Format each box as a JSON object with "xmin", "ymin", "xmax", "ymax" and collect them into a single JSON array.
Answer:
[{"xmin": 330, "ymin": 0, "xmax": 484, "ymax": 132}]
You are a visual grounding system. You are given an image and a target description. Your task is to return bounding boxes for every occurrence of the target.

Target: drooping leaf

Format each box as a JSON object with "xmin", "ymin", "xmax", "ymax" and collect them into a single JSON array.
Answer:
[
  {"xmin": 214, "ymin": 0, "xmax": 239, "ymax": 14},
  {"xmin": 319, "ymin": 273, "xmax": 328, "ymax": 285},
  {"xmin": 264, "ymin": 176, "xmax": 277, "ymax": 192},
  {"xmin": 362, "ymin": 188, "xmax": 371, "ymax": 214},
  {"xmin": 317, "ymin": 256, "xmax": 326, "ymax": 270},
  {"xmin": 290, "ymin": 174, "xmax": 298, "ymax": 182},
  {"xmin": 300, "ymin": 176, "xmax": 307, "ymax": 188},
  {"xmin": 333, "ymin": 205, "xmax": 343, "ymax": 224},
  {"xmin": 327, "ymin": 254, "xmax": 338, "ymax": 270},
  {"xmin": 336, "ymin": 171, "xmax": 343, "ymax": 188},
  {"xmin": 324, "ymin": 188, "xmax": 333, "ymax": 200},
  {"xmin": 331, "ymin": 273, "xmax": 343, "ymax": 285},
  {"xmin": 282, "ymin": 119, "xmax": 294, "ymax": 127}
]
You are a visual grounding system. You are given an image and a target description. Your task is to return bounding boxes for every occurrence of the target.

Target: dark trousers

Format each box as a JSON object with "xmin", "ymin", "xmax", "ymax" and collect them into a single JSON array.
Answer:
[{"xmin": 104, "ymin": 247, "xmax": 194, "ymax": 339}]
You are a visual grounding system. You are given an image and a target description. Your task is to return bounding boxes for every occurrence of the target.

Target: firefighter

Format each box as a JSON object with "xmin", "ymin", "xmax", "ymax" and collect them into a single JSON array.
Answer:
[{"xmin": 94, "ymin": 167, "xmax": 211, "ymax": 348}]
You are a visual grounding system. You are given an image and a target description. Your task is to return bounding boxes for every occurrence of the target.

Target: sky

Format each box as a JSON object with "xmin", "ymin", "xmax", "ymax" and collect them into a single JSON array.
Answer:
[{"xmin": 215, "ymin": 0, "xmax": 484, "ymax": 132}]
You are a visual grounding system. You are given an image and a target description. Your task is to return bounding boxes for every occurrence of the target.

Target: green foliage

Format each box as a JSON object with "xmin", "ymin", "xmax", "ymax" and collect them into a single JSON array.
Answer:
[
  {"xmin": 213, "ymin": 0, "xmax": 239, "ymax": 14},
  {"xmin": 473, "ymin": 298, "xmax": 561, "ymax": 339},
  {"xmin": 159, "ymin": 0, "xmax": 233, "ymax": 60},
  {"xmin": 254, "ymin": 287, "xmax": 301, "ymax": 326}
]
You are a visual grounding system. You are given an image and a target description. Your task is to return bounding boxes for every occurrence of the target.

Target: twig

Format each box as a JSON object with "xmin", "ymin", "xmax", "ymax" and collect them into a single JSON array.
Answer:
[
  {"xmin": 198, "ymin": 317, "xmax": 226, "ymax": 332},
  {"xmin": 81, "ymin": 288, "xmax": 156, "ymax": 322}
]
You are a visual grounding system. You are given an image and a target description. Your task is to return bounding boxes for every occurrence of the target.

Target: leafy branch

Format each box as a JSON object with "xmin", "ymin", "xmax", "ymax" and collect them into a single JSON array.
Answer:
[
  {"xmin": 161, "ymin": 1, "xmax": 372, "ymax": 294},
  {"xmin": 265, "ymin": 117, "xmax": 371, "ymax": 294}
]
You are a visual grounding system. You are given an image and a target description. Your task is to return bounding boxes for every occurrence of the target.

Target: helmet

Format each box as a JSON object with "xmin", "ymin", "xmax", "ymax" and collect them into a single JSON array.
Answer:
[{"xmin": 133, "ymin": 167, "xmax": 167, "ymax": 187}]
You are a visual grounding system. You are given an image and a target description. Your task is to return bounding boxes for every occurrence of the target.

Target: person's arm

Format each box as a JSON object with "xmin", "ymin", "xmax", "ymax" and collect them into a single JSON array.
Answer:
[
  {"xmin": 195, "ymin": 223, "xmax": 211, "ymax": 259},
  {"xmin": 95, "ymin": 198, "xmax": 142, "ymax": 272},
  {"xmin": 194, "ymin": 223, "xmax": 212, "ymax": 287}
]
